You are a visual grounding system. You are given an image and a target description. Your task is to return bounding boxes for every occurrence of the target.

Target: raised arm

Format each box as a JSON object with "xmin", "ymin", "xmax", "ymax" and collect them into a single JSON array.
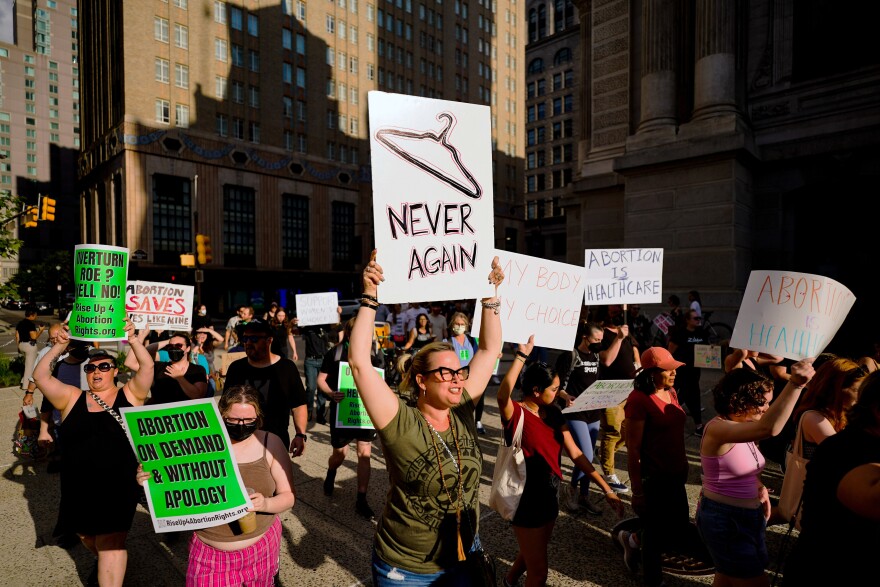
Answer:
[
  {"xmin": 498, "ymin": 336, "xmax": 534, "ymax": 422},
  {"xmin": 32, "ymin": 326, "xmax": 78, "ymax": 413},
  {"xmin": 348, "ymin": 251, "xmax": 400, "ymax": 430},
  {"xmin": 462, "ymin": 256, "xmax": 505, "ymax": 402},
  {"xmin": 123, "ymin": 319, "xmax": 155, "ymax": 404},
  {"xmin": 599, "ymin": 325, "xmax": 629, "ymax": 366},
  {"xmin": 705, "ymin": 358, "xmax": 815, "ymax": 446}
]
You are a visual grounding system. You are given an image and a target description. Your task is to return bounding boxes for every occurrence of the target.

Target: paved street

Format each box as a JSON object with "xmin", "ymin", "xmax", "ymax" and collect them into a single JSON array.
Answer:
[{"xmin": 0, "ymin": 312, "xmax": 795, "ymax": 586}]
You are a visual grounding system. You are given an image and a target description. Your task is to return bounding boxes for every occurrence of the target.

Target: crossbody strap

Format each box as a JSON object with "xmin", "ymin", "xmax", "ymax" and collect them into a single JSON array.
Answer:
[{"xmin": 88, "ymin": 390, "xmax": 128, "ymax": 433}]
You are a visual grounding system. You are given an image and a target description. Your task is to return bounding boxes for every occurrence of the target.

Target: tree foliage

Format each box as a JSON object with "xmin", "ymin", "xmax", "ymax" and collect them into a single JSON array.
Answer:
[{"xmin": 0, "ymin": 191, "xmax": 24, "ymax": 260}]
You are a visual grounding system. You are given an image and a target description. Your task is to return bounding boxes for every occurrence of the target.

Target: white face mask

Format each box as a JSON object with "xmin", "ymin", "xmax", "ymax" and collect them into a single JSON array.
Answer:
[{"xmin": 452, "ymin": 325, "xmax": 467, "ymax": 335}]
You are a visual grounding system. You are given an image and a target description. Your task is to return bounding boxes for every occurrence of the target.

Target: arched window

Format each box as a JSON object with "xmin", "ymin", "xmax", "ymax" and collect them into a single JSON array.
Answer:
[
  {"xmin": 537, "ymin": 5, "xmax": 547, "ymax": 39},
  {"xmin": 528, "ymin": 58, "xmax": 545, "ymax": 74},
  {"xmin": 528, "ymin": 9, "xmax": 538, "ymax": 43},
  {"xmin": 553, "ymin": 48, "xmax": 572, "ymax": 66}
]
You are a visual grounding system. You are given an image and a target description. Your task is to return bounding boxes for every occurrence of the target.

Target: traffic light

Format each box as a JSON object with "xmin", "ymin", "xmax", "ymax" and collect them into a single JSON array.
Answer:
[
  {"xmin": 23, "ymin": 205, "xmax": 38, "ymax": 228},
  {"xmin": 196, "ymin": 234, "xmax": 213, "ymax": 265},
  {"xmin": 40, "ymin": 196, "xmax": 56, "ymax": 221}
]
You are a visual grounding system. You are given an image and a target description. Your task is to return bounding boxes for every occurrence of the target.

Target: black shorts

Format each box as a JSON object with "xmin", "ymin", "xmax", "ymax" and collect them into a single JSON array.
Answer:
[
  {"xmin": 328, "ymin": 403, "xmax": 377, "ymax": 449},
  {"xmin": 512, "ymin": 472, "xmax": 560, "ymax": 528}
]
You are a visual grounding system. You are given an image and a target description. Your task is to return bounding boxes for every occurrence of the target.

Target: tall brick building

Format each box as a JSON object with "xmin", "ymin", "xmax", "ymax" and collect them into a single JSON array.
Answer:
[
  {"xmin": 567, "ymin": 0, "xmax": 880, "ymax": 353},
  {"xmin": 77, "ymin": 0, "xmax": 525, "ymax": 312}
]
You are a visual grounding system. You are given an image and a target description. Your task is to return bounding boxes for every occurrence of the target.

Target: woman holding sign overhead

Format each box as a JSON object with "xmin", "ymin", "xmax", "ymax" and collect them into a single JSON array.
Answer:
[
  {"xmin": 33, "ymin": 318, "xmax": 154, "ymax": 587},
  {"xmin": 138, "ymin": 384, "xmax": 295, "ymax": 586},
  {"xmin": 318, "ymin": 317, "xmax": 385, "ymax": 521},
  {"xmin": 350, "ymin": 250, "xmax": 503, "ymax": 585}
]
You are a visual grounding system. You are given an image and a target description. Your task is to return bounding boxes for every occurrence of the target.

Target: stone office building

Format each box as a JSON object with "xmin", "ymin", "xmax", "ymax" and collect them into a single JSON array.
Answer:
[{"xmin": 568, "ymin": 0, "xmax": 880, "ymax": 353}]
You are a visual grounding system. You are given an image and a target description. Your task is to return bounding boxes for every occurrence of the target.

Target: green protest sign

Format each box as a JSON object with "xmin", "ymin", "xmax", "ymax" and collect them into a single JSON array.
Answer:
[
  {"xmin": 335, "ymin": 361, "xmax": 383, "ymax": 429},
  {"xmin": 120, "ymin": 399, "xmax": 251, "ymax": 533},
  {"xmin": 69, "ymin": 244, "xmax": 129, "ymax": 341}
]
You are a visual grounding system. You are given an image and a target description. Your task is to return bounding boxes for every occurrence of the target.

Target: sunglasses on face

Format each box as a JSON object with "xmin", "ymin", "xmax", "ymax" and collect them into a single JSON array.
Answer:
[
  {"xmin": 224, "ymin": 417, "xmax": 257, "ymax": 426},
  {"xmin": 424, "ymin": 366, "xmax": 470, "ymax": 382},
  {"xmin": 241, "ymin": 335, "xmax": 268, "ymax": 343},
  {"xmin": 84, "ymin": 362, "xmax": 114, "ymax": 373}
]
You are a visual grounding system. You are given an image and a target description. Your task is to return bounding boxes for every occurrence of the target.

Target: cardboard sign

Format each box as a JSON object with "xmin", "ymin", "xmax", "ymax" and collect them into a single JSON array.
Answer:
[
  {"xmin": 295, "ymin": 292, "xmax": 339, "ymax": 327},
  {"xmin": 562, "ymin": 380, "xmax": 633, "ymax": 413},
  {"xmin": 694, "ymin": 344, "xmax": 722, "ymax": 369},
  {"xmin": 120, "ymin": 399, "xmax": 251, "ymax": 533},
  {"xmin": 334, "ymin": 361, "xmax": 384, "ymax": 429},
  {"xmin": 69, "ymin": 244, "xmax": 129, "ymax": 341},
  {"xmin": 584, "ymin": 248, "xmax": 663, "ymax": 304},
  {"xmin": 369, "ymin": 91, "xmax": 495, "ymax": 304},
  {"xmin": 125, "ymin": 281, "xmax": 194, "ymax": 331},
  {"xmin": 729, "ymin": 270, "xmax": 855, "ymax": 361},
  {"xmin": 471, "ymin": 250, "xmax": 585, "ymax": 351}
]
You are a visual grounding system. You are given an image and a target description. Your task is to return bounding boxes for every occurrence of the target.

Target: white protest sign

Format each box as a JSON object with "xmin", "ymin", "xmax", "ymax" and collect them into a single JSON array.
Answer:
[
  {"xmin": 562, "ymin": 380, "xmax": 633, "ymax": 413},
  {"xmin": 125, "ymin": 281, "xmax": 194, "ymax": 331},
  {"xmin": 584, "ymin": 248, "xmax": 663, "ymax": 305},
  {"xmin": 295, "ymin": 292, "xmax": 340, "ymax": 327},
  {"xmin": 694, "ymin": 344, "xmax": 722, "ymax": 369},
  {"xmin": 729, "ymin": 270, "xmax": 855, "ymax": 361},
  {"xmin": 471, "ymin": 250, "xmax": 585, "ymax": 350},
  {"xmin": 369, "ymin": 91, "xmax": 495, "ymax": 304}
]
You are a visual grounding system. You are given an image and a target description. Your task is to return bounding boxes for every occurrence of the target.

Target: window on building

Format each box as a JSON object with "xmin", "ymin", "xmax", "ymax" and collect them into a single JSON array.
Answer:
[
  {"xmin": 215, "ymin": 76, "xmax": 228, "ymax": 99},
  {"xmin": 174, "ymin": 24, "xmax": 188, "ymax": 49},
  {"xmin": 331, "ymin": 201, "xmax": 356, "ymax": 270},
  {"xmin": 215, "ymin": 38, "xmax": 228, "ymax": 61},
  {"xmin": 152, "ymin": 174, "xmax": 192, "ymax": 265},
  {"xmin": 249, "ymin": 50, "xmax": 260, "ymax": 72},
  {"xmin": 214, "ymin": 1, "xmax": 227, "ymax": 23},
  {"xmin": 527, "ymin": 58, "xmax": 544, "ymax": 74},
  {"xmin": 154, "ymin": 17, "xmax": 169, "ymax": 42},
  {"xmin": 155, "ymin": 58, "xmax": 169, "ymax": 83},
  {"xmin": 223, "ymin": 185, "xmax": 256, "ymax": 266},
  {"xmin": 233, "ymin": 117, "xmax": 244, "ymax": 139},
  {"xmin": 554, "ymin": 47, "xmax": 572, "ymax": 66},
  {"xmin": 296, "ymin": 67, "xmax": 306, "ymax": 88},
  {"xmin": 155, "ymin": 99, "xmax": 170, "ymax": 123},
  {"xmin": 176, "ymin": 104, "xmax": 189, "ymax": 127},
  {"xmin": 230, "ymin": 6, "xmax": 243, "ymax": 30},
  {"xmin": 249, "ymin": 122, "xmax": 260, "ymax": 143},
  {"xmin": 282, "ymin": 194, "xmax": 310, "ymax": 269},
  {"xmin": 232, "ymin": 44, "xmax": 244, "ymax": 67},
  {"xmin": 216, "ymin": 114, "xmax": 228, "ymax": 136},
  {"xmin": 249, "ymin": 86, "xmax": 260, "ymax": 108},
  {"xmin": 175, "ymin": 64, "xmax": 189, "ymax": 88},
  {"xmin": 231, "ymin": 81, "xmax": 244, "ymax": 103},
  {"xmin": 247, "ymin": 13, "xmax": 259, "ymax": 36}
]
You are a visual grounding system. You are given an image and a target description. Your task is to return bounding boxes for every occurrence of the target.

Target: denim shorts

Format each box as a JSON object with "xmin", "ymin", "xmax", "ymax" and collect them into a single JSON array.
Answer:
[
  {"xmin": 696, "ymin": 495, "xmax": 768, "ymax": 578},
  {"xmin": 371, "ymin": 536, "xmax": 482, "ymax": 586}
]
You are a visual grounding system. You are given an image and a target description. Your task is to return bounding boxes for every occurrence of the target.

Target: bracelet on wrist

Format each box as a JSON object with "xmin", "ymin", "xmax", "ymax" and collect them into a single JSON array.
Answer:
[
  {"xmin": 361, "ymin": 293, "xmax": 379, "ymax": 303},
  {"xmin": 360, "ymin": 300, "xmax": 379, "ymax": 310},
  {"xmin": 515, "ymin": 350, "xmax": 529, "ymax": 360},
  {"xmin": 24, "ymin": 391, "xmax": 34, "ymax": 395},
  {"xmin": 516, "ymin": 356, "xmax": 527, "ymax": 364},
  {"xmin": 294, "ymin": 433, "xmax": 308, "ymax": 441},
  {"xmin": 481, "ymin": 300, "xmax": 501, "ymax": 315}
]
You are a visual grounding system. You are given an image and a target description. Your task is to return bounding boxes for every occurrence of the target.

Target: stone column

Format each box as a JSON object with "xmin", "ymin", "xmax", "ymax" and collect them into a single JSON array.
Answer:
[
  {"xmin": 636, "ymin": 0, "xmax": 677, "ymax": 135},
  {"xmin": 692, "ymin": 0, "xmax": 737, "ymax": 120}
]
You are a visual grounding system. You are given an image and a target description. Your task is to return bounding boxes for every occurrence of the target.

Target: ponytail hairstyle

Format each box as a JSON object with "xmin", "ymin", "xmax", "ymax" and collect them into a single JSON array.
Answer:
[{"xmin": 633, "ymin": 367, "xmax": 661, "ymax": 394}]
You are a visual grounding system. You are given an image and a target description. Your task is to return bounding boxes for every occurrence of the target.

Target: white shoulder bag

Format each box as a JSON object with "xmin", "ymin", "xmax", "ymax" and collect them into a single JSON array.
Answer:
[{"xmin": 489, "ymin": 408, "xmax": 526, "ymax": 521}]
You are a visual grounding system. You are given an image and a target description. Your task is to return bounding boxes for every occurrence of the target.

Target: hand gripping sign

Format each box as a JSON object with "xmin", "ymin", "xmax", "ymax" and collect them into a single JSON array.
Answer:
[{"xmin": 69, "ymin": 244, "xmax": 129, "ymax": 341}]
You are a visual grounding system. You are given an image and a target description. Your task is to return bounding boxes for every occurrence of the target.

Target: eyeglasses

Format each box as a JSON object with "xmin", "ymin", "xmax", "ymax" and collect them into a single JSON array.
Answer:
[
  {"xmin": 424, "ymin": 366, "xmax": 470, "ymax": 381},
  {"xmin": 224, "ymin": 417, "xmax": 257, "ymax": 426},
  {"xmin": 84, "ymin": 362, "xmax": 114, "ymax": 373},
  {"xmin": 166, "ymin": 343, "xmax": 186, "ymax": 350},
  {"xmin": 241, "ymin": 335, "xmax": 268, "ymax": 343}
]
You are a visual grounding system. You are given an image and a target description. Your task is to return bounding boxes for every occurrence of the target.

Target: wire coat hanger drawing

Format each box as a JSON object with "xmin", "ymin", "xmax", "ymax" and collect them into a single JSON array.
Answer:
[{"xmin": 375, "ymin": 112, "xmax": 483, "ymax": 199}]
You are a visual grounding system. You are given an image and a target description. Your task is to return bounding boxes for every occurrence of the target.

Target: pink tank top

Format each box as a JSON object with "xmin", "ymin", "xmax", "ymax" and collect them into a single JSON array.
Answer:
[{"xmin": 700, "ymin": 419, "xmax": 765, "ymax": 500}]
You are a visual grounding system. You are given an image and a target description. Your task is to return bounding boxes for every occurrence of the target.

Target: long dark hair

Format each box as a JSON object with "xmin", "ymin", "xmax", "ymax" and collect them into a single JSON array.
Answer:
[
  {"xmin": 633, "ymin": 367, "xmax": 662, "ymax": 394},
  {"xmin": 846, "ymin": 371, "xmax": 880, "ymax": 431}
]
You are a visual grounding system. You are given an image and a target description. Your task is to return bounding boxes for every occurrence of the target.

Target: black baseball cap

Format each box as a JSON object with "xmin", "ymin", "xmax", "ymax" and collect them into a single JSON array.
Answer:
[{"xmin": 87, "ymin": 348, "xmax": 116, "ymax": 363}]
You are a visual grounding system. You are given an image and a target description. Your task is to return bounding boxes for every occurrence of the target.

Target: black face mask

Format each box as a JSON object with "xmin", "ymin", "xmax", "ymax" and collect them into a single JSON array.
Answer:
[
  {"xmin": 588, "ymin": 342, "xmax": 603, "ymax": 353},
  {"xmin": 225, "ymin": 421, "xmax": 258, "ymax": 441},
  {"xmin": 167, "ymin": 349, "xmax": 186, "ymax": 362}
]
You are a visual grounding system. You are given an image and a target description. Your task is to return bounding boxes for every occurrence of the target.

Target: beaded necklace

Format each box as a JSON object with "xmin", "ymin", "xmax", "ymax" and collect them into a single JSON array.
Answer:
[{"xmin": 421, "ymin": 411, "xmax": 467, "ymax": 561}]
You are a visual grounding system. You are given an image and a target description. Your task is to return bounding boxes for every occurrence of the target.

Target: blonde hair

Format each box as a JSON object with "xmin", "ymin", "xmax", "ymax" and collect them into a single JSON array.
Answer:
[
  {"xmin": 219, "ymin": 385, "xmax": 264, "ymax": 429},
  {"xmin": 398, "ymin": 342, "xmax": 457, "ymax": 397},
  {"xmin": 448, "ymin": 312, "xmax": 471, "ymax": 329}
]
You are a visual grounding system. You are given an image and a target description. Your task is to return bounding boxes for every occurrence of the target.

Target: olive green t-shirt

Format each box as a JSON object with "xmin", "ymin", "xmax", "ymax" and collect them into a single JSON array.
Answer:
[{"xmin": 374, "ymin": 391, "xmax": 482, "ymax": 574}]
